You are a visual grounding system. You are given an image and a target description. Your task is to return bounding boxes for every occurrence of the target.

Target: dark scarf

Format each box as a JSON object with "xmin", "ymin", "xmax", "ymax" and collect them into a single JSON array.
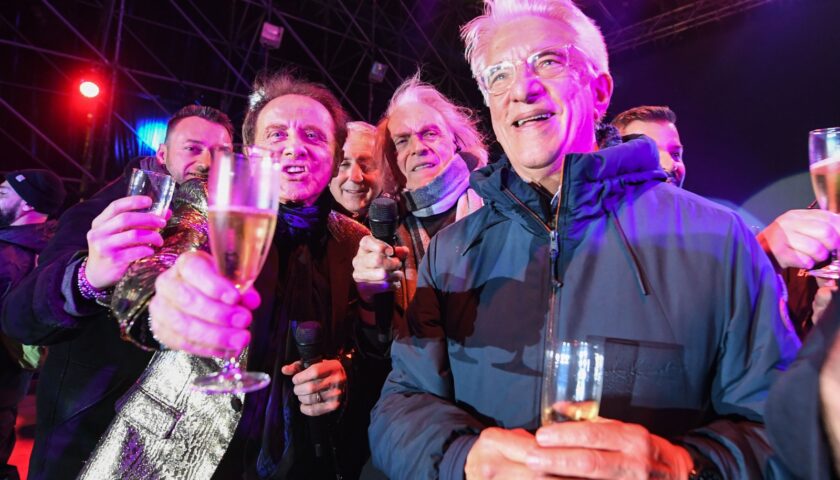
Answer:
[
  {"xmin": 276, "ymin": 197, "xmax": 330, "ymax": 241},
  {"xmin": 249, "ymin": 194, "xmax": 333, "ymax": 479}
]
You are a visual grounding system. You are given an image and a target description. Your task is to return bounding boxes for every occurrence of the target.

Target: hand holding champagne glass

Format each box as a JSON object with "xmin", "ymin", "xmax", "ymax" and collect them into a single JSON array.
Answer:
[
  {"xmin": 126, "ymin": 168, "xmax": 175, "ymax": 217},
  {"xmin": 808, "ymin": 127, "xmax": 840, "ymax": 279},
  {"xmin": 540, "ymin": 339, "xmax": 604, "ymax": 425},
  {"xmin": 192, "ymin": 145, "xmax": 281, "ymax": 394},
  {"xmin": 82, "ymin": 171, "xmax": 172, "ymax": 292}
]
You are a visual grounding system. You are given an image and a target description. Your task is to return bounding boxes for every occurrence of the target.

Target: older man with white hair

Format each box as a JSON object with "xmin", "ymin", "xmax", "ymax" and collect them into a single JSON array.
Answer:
[
  {"xmin": 353, "ymin": 73, "xmax": 487, "ymax": 314},
  {"xmin": 367, "ymin": 1, "xmax": 800, "ymax": 479},
  {"xmin": 330, "ymin": 121, "xmax": 383, "ymax": 221}
]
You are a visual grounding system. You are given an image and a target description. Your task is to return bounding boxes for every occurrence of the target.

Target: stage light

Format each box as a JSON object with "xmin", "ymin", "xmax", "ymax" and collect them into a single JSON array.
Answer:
[
  {"xmin": 135, "ymin": 118, "xmax": 168, "ymax": 153},
  {"xmin": 79, "ymin": 80, "xmax": 100, "ymax": 98},
  {"xmin": 369, "ymin": 62, "xmax": 388, "ymax": 84},
  {"xmin": 260, "ymin": 22, "xmax": 284, "ymax": 49}
]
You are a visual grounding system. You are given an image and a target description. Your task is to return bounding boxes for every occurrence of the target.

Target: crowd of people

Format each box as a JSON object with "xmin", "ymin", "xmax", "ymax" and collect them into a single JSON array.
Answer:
[{"xmin": 2, "ymin": 0, "xmax": 840, "ymax": 479}]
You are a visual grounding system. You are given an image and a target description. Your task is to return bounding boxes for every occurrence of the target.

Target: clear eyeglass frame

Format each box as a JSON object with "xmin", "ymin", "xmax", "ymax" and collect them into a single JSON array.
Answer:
[{"xmin": 480, "ymin": 44, "xmax": 596, "ymax": 97}]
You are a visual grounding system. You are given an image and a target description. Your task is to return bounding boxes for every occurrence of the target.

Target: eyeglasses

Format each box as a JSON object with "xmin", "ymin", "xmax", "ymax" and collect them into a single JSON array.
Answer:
[{"xmin": 479, "ymin": 44, "xmax": 595, "ymax": 97}]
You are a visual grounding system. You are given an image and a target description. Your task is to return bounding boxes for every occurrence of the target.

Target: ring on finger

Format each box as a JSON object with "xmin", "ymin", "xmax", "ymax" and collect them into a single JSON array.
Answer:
[{"xmin": 314, "ymin": 391, "xmax": 322, "ymax": 403}]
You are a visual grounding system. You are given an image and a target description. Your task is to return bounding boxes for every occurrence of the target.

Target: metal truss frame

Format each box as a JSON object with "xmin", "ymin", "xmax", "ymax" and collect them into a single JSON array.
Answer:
[
  {"xmin": 602, "ymin": 0, "xmax": 775, "ymax": 53},
  {"xmin": 1, "ymin": 0, "xmax": 774, "ymax": 185}
]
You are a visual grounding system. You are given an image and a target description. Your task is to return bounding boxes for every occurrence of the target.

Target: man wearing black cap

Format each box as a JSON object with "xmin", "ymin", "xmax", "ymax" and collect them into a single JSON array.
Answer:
[{"xmin": 0, "ymin": 169, "xmax": 66, "ymax": 480}]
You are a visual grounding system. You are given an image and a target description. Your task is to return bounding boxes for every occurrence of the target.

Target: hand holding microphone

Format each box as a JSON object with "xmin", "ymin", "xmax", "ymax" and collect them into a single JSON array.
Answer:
[
  {"xmin": 352, "ymin": 198, "xmax": 408, "ymax": 341},
  {"xmin": 281, "ymin": 322, "xmax": 346, "ymax": 418},
  {"xmin": 282, "ymin": 322, "xmax": 345, "ymax": 458}
]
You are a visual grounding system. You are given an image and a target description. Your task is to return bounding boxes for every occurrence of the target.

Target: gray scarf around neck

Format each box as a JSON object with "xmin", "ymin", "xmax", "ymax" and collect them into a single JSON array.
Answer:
[{"xmin": 402, "ymin": 154, "xmax": 470, "ymax": 218}]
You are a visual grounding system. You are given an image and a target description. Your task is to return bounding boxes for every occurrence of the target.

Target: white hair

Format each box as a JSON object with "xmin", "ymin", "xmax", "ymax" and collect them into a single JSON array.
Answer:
[
  {"xmin": 345, "ymin": 121, "xmax": 377, "ymax": 139},
  {"xmin": 460, "ymin": 0, "xmax": 609, "ymax": 96},
  {"xmin": 385, "ymin": 72, "xmax": 488, "ymax": 168}
]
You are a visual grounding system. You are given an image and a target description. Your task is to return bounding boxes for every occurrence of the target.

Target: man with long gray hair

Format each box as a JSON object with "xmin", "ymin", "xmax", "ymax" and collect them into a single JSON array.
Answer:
[{"xmin": 353, "ymin": 73, "xmax": 487, "ymax": 317}]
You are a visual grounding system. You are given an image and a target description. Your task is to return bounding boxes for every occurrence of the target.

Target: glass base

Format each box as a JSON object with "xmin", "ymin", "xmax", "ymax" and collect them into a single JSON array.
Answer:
[
  {"xmin": 808, "ymin": 261, "xmax": 840, "ymax": 280},
  {"xmin": 192, "ymin": 369, "xmax": 270, "ymax": 394}
]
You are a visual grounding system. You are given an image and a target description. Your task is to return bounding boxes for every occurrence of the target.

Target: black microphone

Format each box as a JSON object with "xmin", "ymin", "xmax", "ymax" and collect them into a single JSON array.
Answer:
[
  {"xmin": 295, "ymin": 321, "xmax": 324, "ymax": 369},
  {"xmin": 368, "ymin": 197, "xmax": 398, "ymax": 343},
  {"xmin": 294, "ymin": 321, "xmax": 326, "ymax": 458}
]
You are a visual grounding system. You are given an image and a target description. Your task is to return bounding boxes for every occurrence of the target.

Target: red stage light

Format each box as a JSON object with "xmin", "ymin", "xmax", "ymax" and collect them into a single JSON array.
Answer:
[{"xmin": 79, "ymin": 80, "xmax": 100, "ymax": 98}]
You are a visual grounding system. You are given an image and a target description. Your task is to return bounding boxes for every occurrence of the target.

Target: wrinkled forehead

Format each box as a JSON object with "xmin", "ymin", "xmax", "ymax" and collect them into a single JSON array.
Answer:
[
  {"xmin": 344, "ymin": 131, "xmax": 375, "ymax": 156},
  {"xmin": 482, "ymin": 15, "xmax": 581, "ymax": 68},
  {"xmin": 388, "ymin": 102, "xmax": 449, "ymax": 135},
  {"xmin": 168, "ymin": 116, "xmax": 232, "ymax": 144},
  {"xmin": 257, "ymin": 94, "xmax": 335, "ymax": 133},
  {"xmin": 346, "ymin": 129, "xmax": 375, "ymax": 146}
]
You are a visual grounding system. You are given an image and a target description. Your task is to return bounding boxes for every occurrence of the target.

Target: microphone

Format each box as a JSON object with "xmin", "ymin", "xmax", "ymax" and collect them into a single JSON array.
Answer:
[
  {"xmin": 368, "ymin": 197, "xmax": 398, "ymax": 343},
  {"xmin": 294, "ymin": 321, "xmax": 326, "ymax": 458},
  {"xmin": 295, "ymin": 321, "xmax": 324, "ymax": 369}
]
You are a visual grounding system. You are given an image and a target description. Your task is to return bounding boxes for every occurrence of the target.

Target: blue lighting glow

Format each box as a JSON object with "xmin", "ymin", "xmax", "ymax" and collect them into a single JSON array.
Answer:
[{"xmin": 135, "ymin": 118, "xmax": 168, "ymax": 154}]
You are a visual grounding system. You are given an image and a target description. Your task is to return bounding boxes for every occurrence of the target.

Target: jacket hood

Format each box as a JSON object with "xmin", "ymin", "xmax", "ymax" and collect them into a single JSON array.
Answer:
[
  {"xmin": 0, "ymin": 220, "xmax": 57, "ymax": 252},
  {"xmin": 470, "ymin": 135, "xmax": 666, "ymax": 235}
]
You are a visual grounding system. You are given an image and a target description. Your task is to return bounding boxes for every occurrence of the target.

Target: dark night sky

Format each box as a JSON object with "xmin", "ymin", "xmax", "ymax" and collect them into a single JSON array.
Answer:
[
  {"xmin": 608, "ymin": 0, "xmax": 840, "ymax": 225},
  {"xmin": 2, "ymin": 0, "xmax": 839, "ymax": 225}
]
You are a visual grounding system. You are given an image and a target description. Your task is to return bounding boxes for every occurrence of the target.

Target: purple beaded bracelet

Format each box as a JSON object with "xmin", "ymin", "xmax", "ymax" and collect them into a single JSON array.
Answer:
[{"xmin": 77, "ymin": 257, "xmax": 112, "ymax": 302}]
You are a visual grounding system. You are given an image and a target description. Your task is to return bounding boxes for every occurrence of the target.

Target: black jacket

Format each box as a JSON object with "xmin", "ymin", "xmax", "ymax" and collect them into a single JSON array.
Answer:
[
  {"xmin": 369, "ymin": 137, "xmax": 801, "ymax": 479},
  {"xmin": 214, "ymin": 210, "xmax": 390, "ymax": 480},
  {"xmin": 0, "ymin": 163, "xmax": 154, "ymax": 480},
  {"xmin": 767, "ymin": 291, "xmax": 840, "ymax": 479},
  {"xmin": 0, "ymin": 220, "xmax": 56, "ymax": 382},
  {"xmin": 0, "ymin": 221, "xmax": 55, "ymax": 300}
]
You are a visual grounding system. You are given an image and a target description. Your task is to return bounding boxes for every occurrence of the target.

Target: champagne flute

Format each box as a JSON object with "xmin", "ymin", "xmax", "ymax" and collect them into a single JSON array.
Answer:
[
  {"xmin": 192, "ymin": 145, "xmax": 281, "ymax": 394},
  {"xmin": 540, "ymin": 340, "xmax": 604, "ymax": 425},
  {"xmin": 808, "ymin": 127, "xmax": 840, "ymax": 279}
]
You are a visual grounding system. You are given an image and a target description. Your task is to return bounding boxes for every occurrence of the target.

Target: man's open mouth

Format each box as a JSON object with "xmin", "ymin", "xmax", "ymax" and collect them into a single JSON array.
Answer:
[
  {"xmin": 412, "ymin": 162, "xmax": 436, "ymax": 172},
  {"xmin": 513, "ymin": 112, "xmax": 554, "ymax": 128}
]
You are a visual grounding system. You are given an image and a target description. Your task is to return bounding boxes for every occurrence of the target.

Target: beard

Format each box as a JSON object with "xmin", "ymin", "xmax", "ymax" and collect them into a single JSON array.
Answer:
[
  {"xmin": 0, "ymin": 200, "xmax": 22, "ymax": 227},
  {"xmin": 0, "ymin": 208, "xmax": 17, "ymax": 227}
]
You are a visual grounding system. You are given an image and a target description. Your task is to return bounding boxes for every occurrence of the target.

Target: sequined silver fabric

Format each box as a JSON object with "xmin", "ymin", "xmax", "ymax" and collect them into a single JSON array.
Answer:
[
  {"xmin": 80, "ymin": 210, "xmax": 367, "ymax": 479},
  {"xmin": 111, "ymin": 179, "xmax": 210, "ymax": 350},
  {"xmin": 77, "ymin": 350, "xmax": 241, "ymax": 479}
]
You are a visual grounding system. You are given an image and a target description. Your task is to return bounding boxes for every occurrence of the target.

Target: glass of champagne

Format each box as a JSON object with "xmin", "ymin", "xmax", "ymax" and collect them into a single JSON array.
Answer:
[
  {"xmin": 540, "ymin": 340, "xmax": 604, "ymax": 425},
  {"xmin": 192, "ymin": 145, "xmax": 281, "ymax": 394},
  {"xmin": 808, "ymin": 127, "xmax": 840, "ymax": 279}
]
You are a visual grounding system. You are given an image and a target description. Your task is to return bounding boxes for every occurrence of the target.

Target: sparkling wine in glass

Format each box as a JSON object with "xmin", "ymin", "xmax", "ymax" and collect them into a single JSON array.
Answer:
[
  {"xmin": 192, "ymin": 145, "xmax": 280, "ymax": 394},
  {"xmin": 808, "ymin": 127, "xmax": 840, "ymax": 279},
  {"xmin": 540, "ymin": 340, "xmax": 604, "ymax": 425}
]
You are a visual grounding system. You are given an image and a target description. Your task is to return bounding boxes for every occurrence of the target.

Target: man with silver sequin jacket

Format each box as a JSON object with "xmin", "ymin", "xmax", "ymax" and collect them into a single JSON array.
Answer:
[
  {"xmin": 0, "ymin": 106, "xmax": 234, "ymax": 480},
  {"xmin": 82, "ymin": 72, "xmax": 390, "ymax": 480}
]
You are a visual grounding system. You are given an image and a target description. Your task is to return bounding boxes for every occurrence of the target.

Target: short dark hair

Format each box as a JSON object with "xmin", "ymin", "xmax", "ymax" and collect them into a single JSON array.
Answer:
[
  {"xmin": 611, "ymin": 105, "xmax": 677, "ymax": 130},
  {"xmin": 165, "ymin": 105, "xmax": 234, "ymax": 143},
  {"xmin": 242, "ymin": 71, "xmax": 350, "ymax": 171}
]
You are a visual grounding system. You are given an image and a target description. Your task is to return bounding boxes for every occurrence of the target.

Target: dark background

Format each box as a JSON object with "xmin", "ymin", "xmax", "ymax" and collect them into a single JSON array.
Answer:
[
  {"xmin": 609, "ymin": 0, "xmax": 840, "ymax": 224},
  {"xmin": 2, "ymin": 0, "xmax": 839, "ymax": 226}
]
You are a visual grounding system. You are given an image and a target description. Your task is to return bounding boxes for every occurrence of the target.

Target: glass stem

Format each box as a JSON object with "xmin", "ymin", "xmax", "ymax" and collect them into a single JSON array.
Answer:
[{"xmin": 220, "ymin": 352, "xmax": 240, "ymax": 372}]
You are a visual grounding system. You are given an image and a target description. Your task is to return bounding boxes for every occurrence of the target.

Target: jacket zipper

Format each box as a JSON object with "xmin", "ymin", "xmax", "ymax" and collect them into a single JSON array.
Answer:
[
  {"xmin": 501, "ymin": 170, "xmax": 570, "ymax": 425},
  {"xmin": 501, "ymin": 188, "xmax": 551, "ymax": 234},
  {"xmin": 499, "ymin": 177, "xmax": 568, "ymax": 287}
]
